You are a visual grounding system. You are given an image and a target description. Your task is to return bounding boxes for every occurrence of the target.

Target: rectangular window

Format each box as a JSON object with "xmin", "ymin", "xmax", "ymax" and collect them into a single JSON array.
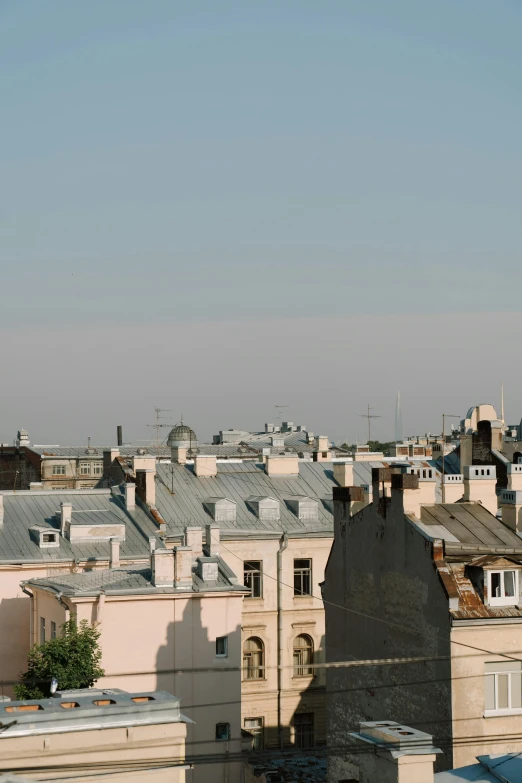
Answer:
[
  {"xmin": 294, "ymin": 559, "xmax": 312, "ymax": 596},
  {"xmin": 93, "ymin": 463, "xmax": 103, "ymax": 475},
  {"xmin": 216, "ymin": 636, "xmax": 228, "ymax": 657},
  {"xmin": 51, "ymin": 621, "xmax": 57, "ymax": 640},
  {"xmin": 244, "ymin": 561, "xmax": 262, "ymax": 598},
  {"xmin": 216, "ymin": 723, "xmax": 230, "ymax": 741},
  {"xmin": 485, "ymin": 661, "xmax": 522, "ymax": 714},
  {"xmin": 489, "ymin": 570, "xmax": 519, "ymax": 606},
  {"xmin": 294, "ymin": 712, "xmax": 314, "ymax": 748},
  {"xmin": 244, "ymin": 717, "xmax": 264, "ymax": 751},
  {"xmin": 79, "ymin": 463, "xmax": 90, "ymax": 475},
  {"xmin": 40, "ymin": 617, "xmax": 46, "ymax": 644},
  {"xmin": 52, "ymin": 465, "xmax": 66, "ymax": 476},
  {"xmin": 42, "ymin": 533, "xmax": 57, "ymax": 544}
]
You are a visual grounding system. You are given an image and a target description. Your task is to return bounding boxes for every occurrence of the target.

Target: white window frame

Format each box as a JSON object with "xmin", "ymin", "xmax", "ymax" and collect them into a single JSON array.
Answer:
[
  {"xmin": 52, "ymin": 465, "xmax": 66, "ymax": 476},
  {"xmin": 51, "ymin": 621, "xmax": 57, "ymax": 640},
  {"xmin": 485, "ymin": 664, "xmax": 522, "ymax": 716},
  {"xmin": 488, "ymin": 569, "xmax": 519, "ymax": 606},
  {"xmin": 79, "ymin": 463, "xmax": 91, "ymax": 476},
  {"xmin": 92, "ymin": 462, "xmax": 103, "ymax": 476}
]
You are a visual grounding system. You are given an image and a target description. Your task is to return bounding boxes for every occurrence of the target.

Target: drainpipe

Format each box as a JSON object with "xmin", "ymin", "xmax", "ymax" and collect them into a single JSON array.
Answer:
[
  {"xmin": 277, "ymin": 532, "xmax": 288, "ymax": 750},
  {"xmin": 56, "ymin": 593, "xmax": 71, "ymax": 622},
  {"xmin": 21, "ymin": 585, "xmax": 36, "ymax": 647}
]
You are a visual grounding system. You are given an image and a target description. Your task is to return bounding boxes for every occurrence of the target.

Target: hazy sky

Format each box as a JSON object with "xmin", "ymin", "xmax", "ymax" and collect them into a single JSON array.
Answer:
[{"xmin": 1, "ymin": 1, "xmax": 521, "ymax": 445}]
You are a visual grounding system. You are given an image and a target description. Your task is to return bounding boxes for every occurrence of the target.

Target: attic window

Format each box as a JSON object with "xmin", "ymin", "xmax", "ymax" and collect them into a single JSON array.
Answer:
[
  {"xmin": 42, "ymin": 533, "xmax": 57, "ymax": 544},
  {"xmin": 488, "ymin": 570, "xmax": 519, "ymax": 606}
]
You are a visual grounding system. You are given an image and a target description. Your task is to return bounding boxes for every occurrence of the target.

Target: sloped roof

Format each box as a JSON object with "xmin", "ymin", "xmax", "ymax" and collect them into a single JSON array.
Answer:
[
  {"xmin": 435, "ymin": 753, "xmax": 522, "ymax": 782},
  {"xmin": 417, "ymin": 504, "xmax": 522, "ymax": 553},
  {"xmin": 0, "ymin": 488, "xmax": 157, "ymax": 563}
]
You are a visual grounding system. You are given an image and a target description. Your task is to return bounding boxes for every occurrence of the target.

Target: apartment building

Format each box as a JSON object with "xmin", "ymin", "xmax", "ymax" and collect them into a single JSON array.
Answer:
[
  {"xmin": 23, "ymin": 536, "xmax": 247, "ymax": 783},
  {"xmin": 0, "ymin": 485, "xmax": 157, "ymax": 693},
  {"xmin": 0, "ymin": 687, "xmax": 189, "ymax": 782},
  {"xmin": 324, "ymin": 465, "xmax": 522, "ymax": 781}
]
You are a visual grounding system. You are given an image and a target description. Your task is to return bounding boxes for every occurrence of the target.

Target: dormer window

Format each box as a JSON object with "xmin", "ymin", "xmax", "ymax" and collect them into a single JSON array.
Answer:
[
  {"xmin": 29, "ymin": 526, "xmax": 60, "ymax": 549},
  {"xmin": 489, "ymin": 570, "xmax": 518, "ymax": 606}
]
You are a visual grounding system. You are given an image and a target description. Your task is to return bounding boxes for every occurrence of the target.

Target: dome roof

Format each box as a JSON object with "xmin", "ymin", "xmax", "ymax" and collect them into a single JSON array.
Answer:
[{"xmin": 167, "ymin": 422, "xmax": 197, "ymax": 448}]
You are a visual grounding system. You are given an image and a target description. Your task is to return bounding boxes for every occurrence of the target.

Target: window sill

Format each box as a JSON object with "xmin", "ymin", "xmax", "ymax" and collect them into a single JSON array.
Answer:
[
  {"xmin": 484, "ymin": 708, "xmax": 522, "ymax": 717},
  {"xmin": 292, "ymin": 674, "xmax": 315, "ymax": 681}
]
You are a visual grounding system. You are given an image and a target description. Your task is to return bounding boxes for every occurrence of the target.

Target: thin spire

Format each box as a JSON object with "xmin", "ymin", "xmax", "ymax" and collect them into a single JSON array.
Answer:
[
  {"xmin": 395, "ymin": 391, "xmax": 403, "ymax": 443},
  {"xmin": 501, "ymin": 383, "xmax": 505, "ymax": 423}
]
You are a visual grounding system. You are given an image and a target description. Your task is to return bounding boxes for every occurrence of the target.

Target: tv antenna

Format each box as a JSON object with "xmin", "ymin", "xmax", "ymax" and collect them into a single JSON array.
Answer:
[
  {"xmin": 358, "ymin": 404, "xmax": 381, "ymax": 444},
  {"xmin": 147, "ymin": 407, "xmax": 173, "ymax": 448}
]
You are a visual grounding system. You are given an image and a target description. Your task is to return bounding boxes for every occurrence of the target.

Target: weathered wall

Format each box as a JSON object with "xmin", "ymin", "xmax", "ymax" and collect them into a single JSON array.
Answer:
[
  {"xmin": 0, "ymin": 448, "xmax": 40, "ymax": 490},
  {"xmin": 324, "ymin": 493, "xmax": 452, "ymax": 782},
  {"xmin": 451, "ymin": 622, "xmax": 522, "ymax": 768}
]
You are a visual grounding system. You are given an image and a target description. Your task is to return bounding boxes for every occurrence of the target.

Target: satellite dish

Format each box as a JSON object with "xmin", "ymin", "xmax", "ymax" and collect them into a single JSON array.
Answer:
[{"xmin": 50, "ymin": 677, "xmax": 58, "ymax": 696}]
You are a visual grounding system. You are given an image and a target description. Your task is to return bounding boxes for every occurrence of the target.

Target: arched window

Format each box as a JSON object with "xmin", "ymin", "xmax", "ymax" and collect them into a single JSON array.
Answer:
[
  {"xmin": 243, "ymin": 637, "xmax": 264, "ymax": 680},
  {"xmin": 293, "ymin": 634, "xmax": 314, "ymax": 676}
]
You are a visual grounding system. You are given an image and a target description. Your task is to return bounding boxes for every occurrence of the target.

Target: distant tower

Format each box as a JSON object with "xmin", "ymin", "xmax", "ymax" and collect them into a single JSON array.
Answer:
[{"xmin": 395, "ymin": 391, "xmax": 403, "ymax": 443}]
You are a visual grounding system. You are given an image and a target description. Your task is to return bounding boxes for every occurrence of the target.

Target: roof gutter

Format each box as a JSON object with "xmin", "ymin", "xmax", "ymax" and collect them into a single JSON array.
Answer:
[{"xmin": 56, "ymin": 593, "xmax": 71, "ymax": 622}]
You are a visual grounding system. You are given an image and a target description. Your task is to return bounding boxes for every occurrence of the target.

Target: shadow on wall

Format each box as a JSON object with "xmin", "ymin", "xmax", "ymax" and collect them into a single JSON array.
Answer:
[
  {"xmin": 155, "ymin": 596, "xmax": 242, "ymax": 783},
  {"xmin": 0, "ymin": 596, "xmax": 31, "ymax": 697}
]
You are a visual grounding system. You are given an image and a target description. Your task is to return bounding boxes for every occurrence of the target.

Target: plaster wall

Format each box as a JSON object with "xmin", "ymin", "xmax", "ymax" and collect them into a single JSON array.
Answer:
[
  {"xmin": 451, "ymin": 622, "xmax": 522, "ymax": 768},
  {"xmin": 0, "ymin": 719, "xmax": 187, "ymax": 782},
  {"xmin": 323, "ymin": 494, "xmax": 452, "ymax": 782}
]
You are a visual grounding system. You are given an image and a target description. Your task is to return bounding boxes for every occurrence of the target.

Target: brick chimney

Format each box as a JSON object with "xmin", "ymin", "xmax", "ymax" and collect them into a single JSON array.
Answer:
[
  {"xmin": 265, "ymin": 455, "xmax": 299, "ymax": 476},
  {"xmin": 391, "ymin": 473, "xmax": 422, "ymax": 518},
  {"xmin": 205, "ymin": 523, "xmax": 220, "ymax": 557},
  {"xmin": 194, "ymin": 456, "xmax": 217, "ymax": 478},
  {"xmin": 60, "ymin": 502, "xmax": 72, "ymax": 536},
  {"xmin": 171, "ymin": 447, "xmax": 187, "ymax": 465},
  {"xmin": 151, "ymin": 548, "xmax": 175, "ymax": 587},
  {"xmin": 508, "ymin": 463, "xmax": 522, "ymax": 491},
  {"xmin": 354, "ymin": 721, "xmax": 440, "ymax": 783},
  {"xmin": 110, "ymin": 537, "xmax": 121, "ymax": 569},
  {"xmin": 185, "ymin": 526, "xmax": 203, "ymax": 558},
  {"xmin": 442, "ymin": 474, "xmax": 464, "ymax": 503},
  {"xmin": 463, "ymin": 465, "xmax": 497, "ymax": 516},
  {"xmin": 124, "ymin": 482, "xmax": 135, "ymax": 511},
  {"xmin": 175, "ymin": 545, "xmax": 193, "ymax": 587},
  {"xmin": 136, "ymin": 468, "xmax": 156, "ymax": 507},
  {"xmin": 333, "ymin": 486, "xmax": 365, "ymax": 540},
  {"xmin": 333, "ymin": 461, "xmax": 354, "ymax": 487}
]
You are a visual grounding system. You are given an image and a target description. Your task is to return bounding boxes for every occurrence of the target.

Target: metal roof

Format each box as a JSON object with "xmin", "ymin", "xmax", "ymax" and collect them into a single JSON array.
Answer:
[
  {"xmin": 28, "ymin": 443, "xmax": 260, "ymax": 459},
  {"xmin": 154, "ymin": 461, "xmax": 337, "ymax": 537},
  {"xmin": 435, "ymin": 753, "xmax": 522, "ymax": 782},
  {"xmin": 419, "ymin": 504, "xmax": 522, "ymax": 553},
  {"xmin": 26, "ymin": 560, "xmax": 246, "ymax": 596},
  {"xmin": 0, "ymin": 488, "xmax": 157, "ymax": 563}
]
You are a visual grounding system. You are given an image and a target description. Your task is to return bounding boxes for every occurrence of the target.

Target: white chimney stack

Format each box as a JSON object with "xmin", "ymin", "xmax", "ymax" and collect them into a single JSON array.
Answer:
[
  {"xmin": 205, "ymin": 523, "xmax": 220, "ymax": 557},
  {"xmin": 124, "ymin": 483, "xmax": 135, "ymax": 511},
  {"xmin": 354, "ymin": 721, "xmax": 441, "ymax": 783},
  {"xmin": 60, "ymin": 502, "xmax": 72, "ymax": 535},
  {"xmin": 463, "ymin": 465, "xmax": 497, "ymax": 516},
  {"xmin": 110, "ymin": 537, "xmax": 121, "ymax": 569}
]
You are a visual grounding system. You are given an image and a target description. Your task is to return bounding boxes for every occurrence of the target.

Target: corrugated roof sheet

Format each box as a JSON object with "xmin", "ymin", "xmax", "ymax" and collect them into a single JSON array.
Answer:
[
  {"xmin": 419, "ymin": 504, "xmax": 522, "ymax": 552},
  {"xmin": 435, "ymin": 753, "xmax": 522, "ymax": 782},
  {"xmin": 0, "ymin": 489, "xmax": 157, "ymax": 563}
]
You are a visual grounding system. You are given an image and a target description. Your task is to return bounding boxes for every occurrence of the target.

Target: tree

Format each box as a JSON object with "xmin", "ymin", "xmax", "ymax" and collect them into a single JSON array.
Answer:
[{"xmin": 14, "ymin": 619, "xmax": 104, "ymax": 700}]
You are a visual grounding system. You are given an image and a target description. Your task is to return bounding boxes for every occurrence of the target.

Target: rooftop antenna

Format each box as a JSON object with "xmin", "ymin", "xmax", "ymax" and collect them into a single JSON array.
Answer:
[
  {"xmin": 395, "ymin": 391, "xmax": 403, "ymax": 444},
  {"xmin": 358, "ymin": 404, "xmax": 381, "ymax": 444},
  {"xmin": 147, "ymin": 407, "xmax": 173, "ymax": 449},
  {"xmin": 87, "ymin": 436, "xmax": 91, "ymax": 449}
]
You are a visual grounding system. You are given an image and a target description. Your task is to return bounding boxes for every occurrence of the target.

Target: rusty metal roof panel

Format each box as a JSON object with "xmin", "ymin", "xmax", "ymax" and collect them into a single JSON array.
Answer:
[
  {"xmin": 420, "ymin": 503, "xmax": 522, "ymax": 551},
  {"xmin": 448, "ymin": 562, "xmax": 522, "ymax": 620}
]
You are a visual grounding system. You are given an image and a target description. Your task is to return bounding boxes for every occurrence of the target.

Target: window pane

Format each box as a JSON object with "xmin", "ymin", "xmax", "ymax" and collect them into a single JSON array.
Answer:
[
  {"xmin": 484, "ymin": 673, "xmax": 495, "ymax": 710},
  {"xmin": 491, "ymin": 572, "xmax": 501, "ymax": 598},
  {"xmin": 511, "ymin": 672, "xmax": 522, "ymax": 709},
  {"xmin": 498, "ymin": 674, "xmax": 509, "ymax": 709},
  {"xmin": 504, "ymin": 571, "xmax": 516, "ymax": 598}
]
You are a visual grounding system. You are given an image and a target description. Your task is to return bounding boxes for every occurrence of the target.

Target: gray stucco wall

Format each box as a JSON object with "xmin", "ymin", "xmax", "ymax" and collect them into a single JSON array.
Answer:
[{"xmin": 324, "ymin": 493, "xmax": 453, "ymax": 781}]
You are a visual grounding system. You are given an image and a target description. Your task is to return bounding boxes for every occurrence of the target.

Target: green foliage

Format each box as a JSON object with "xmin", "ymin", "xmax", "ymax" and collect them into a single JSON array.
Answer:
[
  {"xmin": 340, "ymin": 440, "xmax": 394, "ymax": 454},
  {"xmin": 14, "ymin": 619, "xmax": 104, "ymax": 700}
]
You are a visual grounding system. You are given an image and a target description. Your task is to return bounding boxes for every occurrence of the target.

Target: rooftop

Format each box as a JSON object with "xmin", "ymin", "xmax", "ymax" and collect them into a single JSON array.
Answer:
[{"xmin": 435, "ymin": 753, "xmax": 522, "ymax": 782}]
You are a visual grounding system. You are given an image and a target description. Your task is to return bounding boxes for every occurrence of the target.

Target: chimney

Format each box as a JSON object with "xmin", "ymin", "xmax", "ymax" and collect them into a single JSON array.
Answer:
[
  {"xmin": 354, "ymin": 721, "xmax": 441, "ymax": 783},
  {"xmin": 205, "ymin": 523, "xmax": 220, "ymax": 556},
  {"xmin": 371, "ymin": 467, "xmax": 400, "ymax": 501},
  {"xmin": 197, "ymin": 556, "xmax": 219, "ymax": 582},
  {"xmin": 171, "ymin": 447, "xmax": 187, "ymax": 465},
  {"xmin": 315, "ymin": 435, "xmax": 329, "ymax": 452},
  {"xmin": 185, "ymin": 526, "xmax": 203, "ymax": 558},
  {"xmin": 333, "ymin": 461, "xmax": 354, "ymax": 487},
  {"xmin": 406, "ymin": 467, "xmax": 437, "ymax": 506},
  {"xmin": 151, "ymin": 548, "xmax": 175, "ymax": 587},
  {"xmin": 124, "ymin": 482, "xmax": 135, "ymax": 511},
  {"xmin": 194, "ymin": 455, "xmax": 217, "ymax": 478},
  {"xmin": 265, "ymin": 423, "xmax": 274, "ymax": 434},
  {"xmin": 391, "ymin": 473, "xmax": 422, "ymax": 518},
  {"xmin": 442, "ymin": 474, "xmax": 464, "ymax": 503},
  {"xmin": 265, "ymin": 455, "xmax": 299, "ymax": 476},
  {"xmin": 117, "ymin": 426, "xmax": 123, "ymax": 447},
  {"xmin": 110, "ymin": 537, "xmax": 121, "ymax": 569},
  {"xmin": 463, "ymin": 465, "xmax": 497, "ymax": 516},
  {"xmin": 508, "ymin": 463, "xmax": 522, "ymax": 491},
  {"xmin": 175, "ymin": 545, "xmax": 193, "ymax": 587},
  {"xmin": 136, "ymin": 468, "xmax": 156, "ymax": 507},
  {"xmin": 500, "ymin": 490, "xmax": 522, "ymax": 533},
  {"xmin": 149, "ymin": 536, "xmax": 156, "ymax": 554},
  {"xmin": 60, "ymin": 502, "xmax": 72, "ymax": 535},
  {"xmin": 333, "ymin": 486, "xmax": 365, "ymax": 540},
  {"xmin": 0, "ymin": 495, "xmax": 3, "ymax": 525}
]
